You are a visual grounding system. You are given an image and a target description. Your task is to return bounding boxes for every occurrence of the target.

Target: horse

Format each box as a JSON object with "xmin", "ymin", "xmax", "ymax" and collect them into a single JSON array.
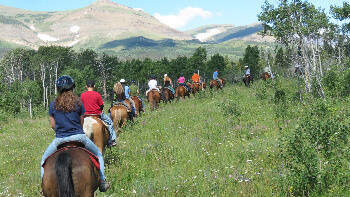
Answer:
[
  {"xmin": 261, "ymin": 72, "xmax": 271, "ymax": 81},
  {"xmin": 109, "ymin": 105, "xmax": 129, "ymax": 133},
  {"xmin": 162, "ymin": 87, "xmax": 174, "ymax": 104},
  {"xmin": 210, "ymin": 80, "xmax": 222, "ymax": 91},
  {"xmin": 148, "ymin": 89, "xmax": 161, "ymax": 110},
  {"xmin": 83, "ymin": 115, "xmax": 109, "ymax": 154},
  {"xmin": 243, "ymin": 75, "xmax": 254, "ymax": 87},
  {"xmin": 219, "ymin": 78, "xmax": 226, "ymax": 87},
  {"xmin": 41, "ymin": 142, "xmax": 99, "ymax": 197},
  {"xmin": 191, "ymin": 83, "xmax": 201, "ymax": 97},
  {"xmin": 202, "ymin": 82, "xmax": 206, "ymax": 89},
  {"xmin": 131, "ymin": 95, "xmax": 143, "ymax": 115},
  {"xmin": 175, "ymin": 85, "xmax": 190, "ymax": 100}
]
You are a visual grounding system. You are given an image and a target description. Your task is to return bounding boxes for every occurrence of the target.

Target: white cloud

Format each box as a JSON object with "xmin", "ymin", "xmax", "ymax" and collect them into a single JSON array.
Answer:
[
  {"xmin": 154, "ymin": 7, "xmax": 213, "ymax": 29},
  {"xmin": 195, "ymin": 28, "xmax": 221, "ymax": 42}
]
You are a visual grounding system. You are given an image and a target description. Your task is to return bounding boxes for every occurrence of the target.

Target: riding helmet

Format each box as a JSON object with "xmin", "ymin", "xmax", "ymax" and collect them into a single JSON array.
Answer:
[
  {"xmin": 151, "ymin": 75, "xmax": 156, "ymax": 79},
  {"xmin": 56, "ymin": 75, "xmax": 75, "ymax": 93},
  {"xmin": 194, "ymin": 70, "xmax": 198, "ymax": 73},
  {"xmin": 131, "ymin": 79, "xmax": 135, "ymax": 83},
  {"xmin": 180, "ymin": 73, "xmax": 183, "ymax": 76},
  {"xmin": 120, "ymin": 79, "xmax": 126, "ymax": 83},
  {"xmin": 245, "ymin": 65, "xmax": 249, "ymax": 68}
]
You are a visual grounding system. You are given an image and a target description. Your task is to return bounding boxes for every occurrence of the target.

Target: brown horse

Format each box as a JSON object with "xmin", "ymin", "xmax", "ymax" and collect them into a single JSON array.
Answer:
[
  {"xmin": 175, "ymin": 86, "xmax": 190, "ymax": 100},
  {"xmin": 243, "ymin": 75, "xmax": 254, "ymax": 87},
  {"xmin": 131, "ymin": 95, "xmax": 143, "ymax": 115},
  {"xmin": 42, "ymin": 142, "xmax": 99, "ymax": 197},
  {"xmin": 202, "ymin": 82, "xmax": 206, "ymax": 89},
  {"xmin": 191, "ymin": 83, "xmax": 201, "ymax": 97},
  {"xmin": 83, "ymin": 115, "xmax": 109, "ymax": 154},
  {"xmin": 162, "ymin": 87, "xmax": 174, "ymax": 104},
  {"xmin": 148, "ymin": 90, "xmax": 161, "ymax": 110},
  {"xmin": 219, "ymin": 78, "xmax": 226, "ymax": 87},
  {"xmin": 109, "ymin": 105, "xmax": 129, "ymax": 133},
  {"xmin": 210, "ymin": 80, "xmax": 222, "ymax": 91},
  {"xmin": 261, "ymin": 72, "xmax": 271, "ymax": 81}
]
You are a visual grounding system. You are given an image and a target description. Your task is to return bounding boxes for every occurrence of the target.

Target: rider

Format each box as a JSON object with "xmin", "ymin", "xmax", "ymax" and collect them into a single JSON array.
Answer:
[
  {"xmin": 81, "ymin": 79, "xmax": 117, "ymax": 148},
  {"xmin": 163, "ymin": 74, "xmax": 175, "ymax": 94},
  {"xmin": 129, "ymin": 80, "xmax": 145, "ymax": 112},
  {"xmin": 213, "ymin": 69, "xmax": 223, "ymax": 88},
  {"xmin": 244, "ymin": 65, "xmax": 251, "ymax": 77},
  {"xmin": 177, "ymin": 73, "xmax": 191, "ymax": 92},
  {"xmin": 41, "ymin": 76, "xmax": 111, "ymax": 192},
  {"xmin": 192, "ymin": 70, "xmax": 203, "ymax": 90},
  {"xmin": 120, "ymin": 79, "xmax": 137, "ymax": 116},
  {"xmin": 146, "ymin": 75, "xmax": 161, "ymax": 101}
]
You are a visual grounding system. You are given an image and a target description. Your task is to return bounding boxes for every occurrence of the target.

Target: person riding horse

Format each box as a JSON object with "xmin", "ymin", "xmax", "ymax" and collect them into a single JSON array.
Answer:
[
  {"xmin": 120, "ymin": 79, "xmax": 137, "ymax": 116},
  {"xmin": 177, "ymin": 73, "xmax": 192, "ymax": 92},
  {"xmin": 146, "ymin": 75, "xmax": 161, "ymax": 101},
  {"xmin": 163, "ymin": 74, "xmax": 175, "ymax": 94},
  {"xmin": 129, "ymin": 80, "xmax": 145, "ymax": 112},
  {"xmin": 192, "ymin": 70, "xmax": 203, "ymax": 90},
  {"xmin": 41, "ymin": 75, "xmax": 111, "ymax": 193},
  {"xmin": 81, "ymin": 79, "xmax": 117, "ymax": 148},
  {"xmin": 213, "ymin": 69, "xmax": 223, "ymax": 88}
]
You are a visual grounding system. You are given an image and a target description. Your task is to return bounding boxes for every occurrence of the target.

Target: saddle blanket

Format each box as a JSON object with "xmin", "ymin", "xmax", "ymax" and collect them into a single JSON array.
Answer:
[{"xmin": 42, "ymin": 146, "xmax": 100, "ymax": 170}]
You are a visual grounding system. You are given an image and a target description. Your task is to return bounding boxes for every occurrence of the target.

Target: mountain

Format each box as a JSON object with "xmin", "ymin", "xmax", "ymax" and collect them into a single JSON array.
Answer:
[
  {"xmin": 186, "ymin": 23, "xmax": 274, "ymax": 43},
  {"xmin": 0, "ymin": 0, "xmax": 192, "ymax": 49}
]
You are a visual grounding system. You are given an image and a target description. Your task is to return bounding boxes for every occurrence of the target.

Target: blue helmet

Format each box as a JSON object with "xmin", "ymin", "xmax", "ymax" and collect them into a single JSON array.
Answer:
[
  {"xmin": 56, "ymin": 75, "xmax": 75, "ymax": 93},
  {"xmin": 131, "ymin": 79, "xmax": 135, "ymax": 83},
  {"xmin": 151, "ymin": 75, "xmax": 156, "ymax": 79},
  {"xmin": 180, "ymin": 73, "xmax": 183, "ymax": 76}
]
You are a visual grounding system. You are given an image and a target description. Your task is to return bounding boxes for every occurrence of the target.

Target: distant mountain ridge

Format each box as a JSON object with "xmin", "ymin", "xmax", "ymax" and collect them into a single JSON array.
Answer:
[{"xmin": 0, "ymin": 0, "xmax": 274, "ymax": 59}]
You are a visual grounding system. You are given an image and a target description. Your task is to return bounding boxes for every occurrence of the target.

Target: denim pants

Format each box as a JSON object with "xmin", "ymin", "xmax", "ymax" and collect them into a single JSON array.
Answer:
[
  {"xmin": 41, "ymin": 134, "xmax": 106, "ymax": 180},
  {"xmin": 100, "ymin": 112, "xmax": 116, "ymax": 142}
]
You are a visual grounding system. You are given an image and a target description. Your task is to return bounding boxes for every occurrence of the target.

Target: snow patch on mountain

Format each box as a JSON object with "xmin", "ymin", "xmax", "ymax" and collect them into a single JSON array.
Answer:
[{"xmin": 195, "ymin": 28, "xmax": 221, "ymax": 42}]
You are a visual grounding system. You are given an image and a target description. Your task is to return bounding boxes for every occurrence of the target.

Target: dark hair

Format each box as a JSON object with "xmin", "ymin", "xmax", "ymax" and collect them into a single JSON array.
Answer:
[
  {"xmin": 54, "ymin": 91, "xmax": 82, "ymax": 113},
  {"xmin": 86, "ymin": 79, "xmax": 95, "ymax": 88}
]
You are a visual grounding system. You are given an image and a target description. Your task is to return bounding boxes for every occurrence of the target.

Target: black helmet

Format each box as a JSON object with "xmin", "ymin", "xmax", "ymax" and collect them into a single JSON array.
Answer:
[
  {"xmin": 131, "ymin": 79, "xmax": 135, "ymax": 83},
  {"xmin": 56, "ymin": 75, "xmax": 75, "ymax": 93},
  {"xmin": 151, "ymin": 75, "xmax": 156, "ymax": 79},
  {"xmin": 180, "ymin": 73, "xmax": 183, "ymax": 76},
  {"xmin": 194, "ymin": 70, "xmax": 198, "ymax": 73}
]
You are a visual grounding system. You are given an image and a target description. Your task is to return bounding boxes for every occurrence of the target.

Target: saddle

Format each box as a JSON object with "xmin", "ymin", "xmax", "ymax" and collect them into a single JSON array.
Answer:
[
  {"xmin": 84, "ymin": 114, "xmax": 109, "ymax": 127},
  {"xmin": 114, "ymin": 102, "xmax": 131, "ymax": 112},
  {"xmin": 180, "ymin": 84, "xmax": 190, "ymax": 92},
  {"xmin": 42, "ymin": 141, "xmax": 100, "ymax": 170}
]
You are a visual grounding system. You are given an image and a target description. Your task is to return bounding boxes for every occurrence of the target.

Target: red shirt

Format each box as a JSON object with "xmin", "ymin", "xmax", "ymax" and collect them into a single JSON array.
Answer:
[{"xmin": 81, "ymin": 91, "xmax": 103, "ymax": 114}]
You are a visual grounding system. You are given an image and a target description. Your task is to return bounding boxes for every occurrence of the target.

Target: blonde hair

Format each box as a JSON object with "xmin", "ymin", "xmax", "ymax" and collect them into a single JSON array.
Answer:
[
  {"xmin": 113, "ymin": 82, "xmax": 124, "ymax": 94},
  {"xmin": 164, "ymin": 75, "xmax": 170, "ymax": 82}
]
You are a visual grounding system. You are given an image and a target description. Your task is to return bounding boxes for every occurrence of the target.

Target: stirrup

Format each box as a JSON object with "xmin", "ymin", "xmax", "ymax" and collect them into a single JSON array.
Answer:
[{"xmin": 99, "ymin": 180, "xmax": 111, "ymax": 192}]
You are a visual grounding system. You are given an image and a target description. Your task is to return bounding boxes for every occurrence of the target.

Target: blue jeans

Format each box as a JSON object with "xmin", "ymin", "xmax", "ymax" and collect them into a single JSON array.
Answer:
[
  {"xmin": 41, "ymin": 134, "xmax": 106, "ymax": 180},
  {"xmin": 138, "ymin": 96, "xmax": 145, "ymax": 110},
  {"xmin": 100, "ymin": 112, "xmax": 116, "ymax": 143}
]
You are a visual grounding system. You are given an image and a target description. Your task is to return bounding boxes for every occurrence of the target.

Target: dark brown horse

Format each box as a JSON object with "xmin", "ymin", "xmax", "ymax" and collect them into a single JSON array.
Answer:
[
  {"xmin": 83, "ymin": 115, "xmax": 109, "ymax": 154},
  {"xmin": 42, "ymin": 143, "xmax": 99, "ymax": 197},
  {"xmin": 219, "ymin": 78, "xmax": 226, "ymax": 87},
  {"xmin": 191, "ymin": 83, "xmax": 201, "ymax": 97},
  {"xmin": 148, "ymin": 90, "xmax": 161, "ymax": 110},
  {"xmin": 210, "ymin": 80, "xmax": 222, "ymax": 91},
  {"xmin": 162, "ymin": 88, "xmax": 174, "ymax": 104},
  {"xmin": 243, "ymin": 75, "xmax": 254, "ymax": 87},
  {"xmin": 131, "ymin": 95, "xmax": 143, "ymax": 115},
  {"xmin": 175, "ymin": 86, "xmax": 190, "ymax": 100},
  {"xmin": 202, "ymin": 82, "xmax": 206, "ymax": 89}
]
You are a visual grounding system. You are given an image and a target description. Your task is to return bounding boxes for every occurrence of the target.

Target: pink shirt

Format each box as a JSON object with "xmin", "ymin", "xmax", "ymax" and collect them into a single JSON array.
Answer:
[{"xmin": 178, "ymin": 77, "xmax": 185, "ymax": 83}]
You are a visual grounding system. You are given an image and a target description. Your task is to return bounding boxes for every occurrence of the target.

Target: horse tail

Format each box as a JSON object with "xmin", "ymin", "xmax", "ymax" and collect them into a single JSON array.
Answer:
[{"xmin": 55, "ymin": 152, "xmax": 76, "ymax": 197}]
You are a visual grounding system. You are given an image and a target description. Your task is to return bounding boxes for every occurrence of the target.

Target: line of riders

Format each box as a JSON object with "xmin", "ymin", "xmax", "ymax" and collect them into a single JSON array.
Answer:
[{"xmin": 39, "ymin": 67, "xmax": 242, "ymax": 195}]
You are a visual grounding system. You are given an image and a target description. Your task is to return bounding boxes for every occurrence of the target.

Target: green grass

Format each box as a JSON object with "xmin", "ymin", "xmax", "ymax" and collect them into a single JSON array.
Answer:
[{"xmin": 1, "ymin": 78, "xmax": 349, "ymax": 196}]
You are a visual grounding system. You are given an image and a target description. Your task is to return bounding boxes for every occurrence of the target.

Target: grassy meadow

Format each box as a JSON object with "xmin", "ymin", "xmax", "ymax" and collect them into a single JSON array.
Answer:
[{"xmin": 1, "ymin": 77, "xmax": 350, "ymax": 196}]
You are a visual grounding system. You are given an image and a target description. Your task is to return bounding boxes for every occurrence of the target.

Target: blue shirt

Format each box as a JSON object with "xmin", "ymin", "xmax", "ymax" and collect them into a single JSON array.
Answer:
[
  {"xmin": 48, "ymin": 101, "xmax": 85, "ymax": 138},
  {"xmin": 245, "ymin": 69, "xmax": 250, "ymax": 75},
  {"xmin": 213, "ymin": 71, "xmax": 218, "ymax": 79},
  {"xmin": 124, "ymin": 85, "xmax": 130, "ymax": 98}
]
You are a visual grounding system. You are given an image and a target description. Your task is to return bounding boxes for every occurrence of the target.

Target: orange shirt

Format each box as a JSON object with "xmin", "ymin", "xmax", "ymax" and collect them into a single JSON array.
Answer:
[{"xmin": 192, "ymin": 74, "xmax": 200, "ymax": 82}]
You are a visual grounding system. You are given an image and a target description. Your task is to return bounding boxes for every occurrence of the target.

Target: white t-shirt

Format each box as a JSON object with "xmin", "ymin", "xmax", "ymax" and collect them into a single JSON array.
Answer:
[{"xmin": 148, "ymin": 79, "xmax": 157, "ymax": 89}]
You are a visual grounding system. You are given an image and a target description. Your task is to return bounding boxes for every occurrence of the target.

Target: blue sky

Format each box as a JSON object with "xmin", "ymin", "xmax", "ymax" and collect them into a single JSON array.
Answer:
[{"xmin": 0, "ymin": 0, "xmax": 346, "ymax": 31}]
